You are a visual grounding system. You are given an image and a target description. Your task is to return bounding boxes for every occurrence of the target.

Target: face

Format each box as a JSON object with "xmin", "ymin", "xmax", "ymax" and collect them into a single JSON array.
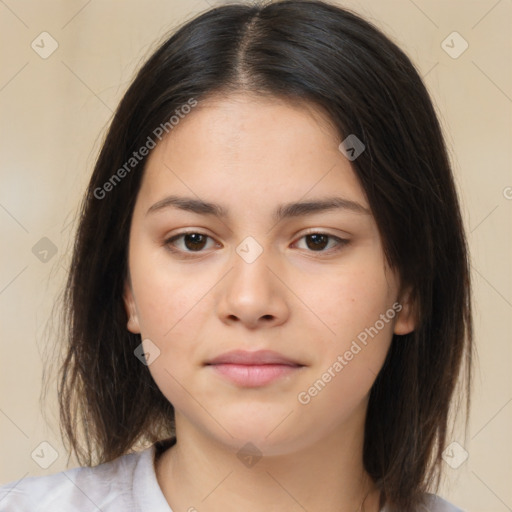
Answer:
[{"xmin": 124, "ymin": 93, "xmax": 414, "ymax": 455}]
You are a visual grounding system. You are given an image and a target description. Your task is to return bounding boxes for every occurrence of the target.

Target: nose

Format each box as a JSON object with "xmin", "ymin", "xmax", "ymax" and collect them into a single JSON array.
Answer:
[{"xmin": 215, "ymin": 245, "xmax": 290, "ymax": 330}]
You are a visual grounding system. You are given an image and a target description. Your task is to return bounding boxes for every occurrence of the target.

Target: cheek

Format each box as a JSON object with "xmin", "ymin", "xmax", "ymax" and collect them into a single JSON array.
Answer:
[
  {"xmin": 129, "ymin": 240, "xmax": 213, "ymax": 340},
  {"xmin": 302, "ymin": 256, "xmax": 397, "ymax": 399},
  {"xmin": 315, "ymin": 261, "xmax": 396, "ymax": 343},
  {"xmin": 135, "ymin": 280, "xmax": 196, "ymax": 339},
  {"xmin": 128, "ymin": 246, "xmax": 226, "ymax": 396},
  {"xmin": 130, "ymin": 265, "xmax": 212, "ymax": 410}
]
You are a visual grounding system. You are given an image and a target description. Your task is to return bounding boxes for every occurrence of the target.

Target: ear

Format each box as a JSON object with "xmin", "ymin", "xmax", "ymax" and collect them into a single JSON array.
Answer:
[
  {"xmin": 123, "ymin": 280, "xmax": 141, "ymax": 334},
  {"xmin": 393, "ymin": 286, "xmax": 416, "ymax": 335}
]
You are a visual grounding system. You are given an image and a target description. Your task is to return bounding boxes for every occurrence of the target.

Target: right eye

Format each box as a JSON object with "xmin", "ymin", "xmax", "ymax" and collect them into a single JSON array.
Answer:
[{"xmin": 164, "ymin": 231, "xmax": 219, "ymax": 256}]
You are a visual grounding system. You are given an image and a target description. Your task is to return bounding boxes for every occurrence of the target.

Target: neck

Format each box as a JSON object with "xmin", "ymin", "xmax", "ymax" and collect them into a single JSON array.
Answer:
[{"xmin": 155, "ymin": 413, "xmax": 381, "ymax": 512}]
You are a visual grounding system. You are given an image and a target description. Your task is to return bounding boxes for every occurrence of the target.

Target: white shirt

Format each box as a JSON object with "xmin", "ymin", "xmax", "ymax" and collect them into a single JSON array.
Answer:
[{"xmin": 0, "ymin": 443, "xmax": 464, "ymax": 511}]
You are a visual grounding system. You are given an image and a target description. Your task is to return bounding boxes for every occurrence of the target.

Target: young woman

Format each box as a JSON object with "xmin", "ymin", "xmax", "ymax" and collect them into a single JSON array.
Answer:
[{"xmin": 0, "ymin": 1, "xmax": 472, "ymax": 511}]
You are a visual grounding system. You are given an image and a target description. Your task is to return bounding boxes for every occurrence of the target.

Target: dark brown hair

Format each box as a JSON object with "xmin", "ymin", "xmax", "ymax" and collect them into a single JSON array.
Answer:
[{"xmin": 53, "ymin": 1, "xmax": 472, "ymax": 509}]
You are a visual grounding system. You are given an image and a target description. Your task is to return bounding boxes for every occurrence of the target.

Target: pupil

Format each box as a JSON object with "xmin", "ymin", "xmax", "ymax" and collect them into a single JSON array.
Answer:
[{"xmin": 307, "ymin": 234, "xmax": 328, "ymax": 251}]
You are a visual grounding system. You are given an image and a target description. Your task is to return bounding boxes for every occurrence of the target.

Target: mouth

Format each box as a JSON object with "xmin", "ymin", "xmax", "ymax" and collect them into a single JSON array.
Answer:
[{"xmin": 205, "ymin": 350, "xmax": 305, "ymax": 387}]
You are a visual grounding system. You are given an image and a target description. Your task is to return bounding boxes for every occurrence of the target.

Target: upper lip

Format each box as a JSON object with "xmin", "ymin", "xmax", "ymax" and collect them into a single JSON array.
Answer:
[{"xmin": 206, "ymin": 350, "xmax": 303, "ymax": 366}]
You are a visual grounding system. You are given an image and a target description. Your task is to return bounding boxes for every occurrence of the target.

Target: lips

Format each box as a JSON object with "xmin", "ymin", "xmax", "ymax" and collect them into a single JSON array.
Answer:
[
  {"xmin": 205, "ymin": 349, "xmax": 302, "ymax": 367},
  {"xmin": 205, "ymin": 350, "xmax": 304, "ymax": 387}
]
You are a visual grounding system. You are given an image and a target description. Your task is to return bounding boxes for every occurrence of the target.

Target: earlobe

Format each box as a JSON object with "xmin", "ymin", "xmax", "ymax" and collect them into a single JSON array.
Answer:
[
  {"xmin": 123, "ymin": 281, "xmax": 141, "ymax": 334},
  {"xmin": 393, "ymin": 287, "xmax": 416, "ymax": 335}
]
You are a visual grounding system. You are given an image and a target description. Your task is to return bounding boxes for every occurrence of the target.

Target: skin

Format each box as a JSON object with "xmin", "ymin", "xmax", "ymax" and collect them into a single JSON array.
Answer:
[{"xmin": 123, "ymin": 93, "xmax": 415, "ymax": 512}]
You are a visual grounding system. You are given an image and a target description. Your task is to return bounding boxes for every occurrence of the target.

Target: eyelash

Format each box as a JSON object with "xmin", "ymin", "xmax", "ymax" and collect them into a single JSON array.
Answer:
[{"xmin": 163, "ymin": 230, "xmax": 349, "ymax": 258}]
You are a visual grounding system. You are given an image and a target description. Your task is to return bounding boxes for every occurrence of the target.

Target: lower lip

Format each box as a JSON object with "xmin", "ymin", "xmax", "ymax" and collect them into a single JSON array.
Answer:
[{"xmin": 208, "ymin": 363, "xmax": 301, "ymax": 387}]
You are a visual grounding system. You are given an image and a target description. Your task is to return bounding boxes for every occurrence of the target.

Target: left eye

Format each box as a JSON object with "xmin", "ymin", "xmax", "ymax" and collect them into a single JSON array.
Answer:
[
  {"xmin": 164, "ymin": 232, "xmax": 348, "ymax": 255},
  {"xmin": 294, "ymin": 233, "xmax": 348, "ymax": 252}
]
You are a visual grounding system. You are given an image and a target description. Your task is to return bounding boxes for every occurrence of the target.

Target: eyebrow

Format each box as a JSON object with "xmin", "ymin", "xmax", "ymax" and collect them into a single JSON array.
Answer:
[{"xmin": 146, "ymin": 195, "xmax": 371, "ymax": 222}]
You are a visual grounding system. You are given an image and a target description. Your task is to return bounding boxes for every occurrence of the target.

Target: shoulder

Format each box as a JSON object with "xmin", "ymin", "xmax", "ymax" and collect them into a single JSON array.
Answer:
[
  {"xmin": 0, "ymin": 444, "xmax": 169, "ymax": 512},
  {"xmin": 381, "ymin": 493, "xmax": 464, "ymax": 512},
  {"xmin": 419, "ymin": 493, "xmax": 465, "ymax": 512}
]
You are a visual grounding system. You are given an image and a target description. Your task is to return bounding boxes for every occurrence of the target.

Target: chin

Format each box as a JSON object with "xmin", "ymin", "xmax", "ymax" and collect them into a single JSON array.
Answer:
[{"xmin": 206, "ymin": 412, "xmax": 313, "ymax": 457}]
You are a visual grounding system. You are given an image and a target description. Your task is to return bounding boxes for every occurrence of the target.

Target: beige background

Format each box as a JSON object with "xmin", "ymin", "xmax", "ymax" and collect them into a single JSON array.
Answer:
[{"xmin": 0, "ymin": 1, "xmax": 511, "ymax": 510}]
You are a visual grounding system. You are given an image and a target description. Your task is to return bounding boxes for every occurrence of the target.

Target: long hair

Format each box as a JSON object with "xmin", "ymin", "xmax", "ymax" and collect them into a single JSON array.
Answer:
[{"xmin": 54, "ymin": 1, "xmax": 472, "ymax": 509}]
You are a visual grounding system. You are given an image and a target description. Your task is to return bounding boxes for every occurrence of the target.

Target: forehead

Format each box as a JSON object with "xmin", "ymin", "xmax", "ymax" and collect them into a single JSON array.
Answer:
[{"xmin": 137, "ymin": 93, "xmax": 369, "ymax": 215}]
